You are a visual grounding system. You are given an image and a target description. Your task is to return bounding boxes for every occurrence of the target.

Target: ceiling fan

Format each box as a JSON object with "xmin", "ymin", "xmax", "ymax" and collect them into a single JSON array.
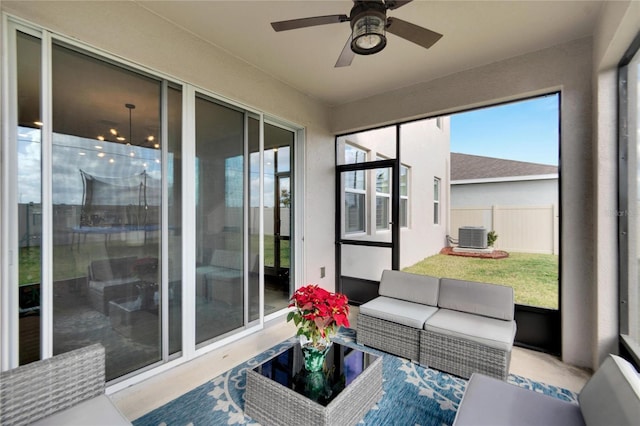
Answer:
[{"xmin": 271, "ymin": 0, "xmax": 443, "ymax": 67}]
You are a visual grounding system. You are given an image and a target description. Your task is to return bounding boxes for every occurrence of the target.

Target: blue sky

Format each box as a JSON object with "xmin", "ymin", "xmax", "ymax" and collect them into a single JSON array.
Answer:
[{"xmin": 450, "ymin": 94, "xmax": 559, "ymax": 166}]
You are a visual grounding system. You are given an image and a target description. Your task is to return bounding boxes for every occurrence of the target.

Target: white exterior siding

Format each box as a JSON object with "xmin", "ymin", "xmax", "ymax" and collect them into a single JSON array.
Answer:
[{"xmin": 451, "ymin": 178, "xmax": 558, "ymax": 208}]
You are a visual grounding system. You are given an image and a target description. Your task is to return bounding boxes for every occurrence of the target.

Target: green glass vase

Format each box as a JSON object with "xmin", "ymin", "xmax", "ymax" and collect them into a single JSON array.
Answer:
[{"xmin": 299, "ymin": 335, "xmax": 332, "ymax": 372}]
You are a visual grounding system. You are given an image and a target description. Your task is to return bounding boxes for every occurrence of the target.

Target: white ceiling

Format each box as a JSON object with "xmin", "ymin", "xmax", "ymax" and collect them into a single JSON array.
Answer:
[{"xmin": 137, "ymin": 0, "xmax": 604, "ymax": 107}]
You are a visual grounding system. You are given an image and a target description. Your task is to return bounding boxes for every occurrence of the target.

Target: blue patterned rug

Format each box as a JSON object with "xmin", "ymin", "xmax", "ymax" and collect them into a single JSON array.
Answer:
[{"xmin": 133, "ymin": 328, "xmax": 578, "ymax": 425}]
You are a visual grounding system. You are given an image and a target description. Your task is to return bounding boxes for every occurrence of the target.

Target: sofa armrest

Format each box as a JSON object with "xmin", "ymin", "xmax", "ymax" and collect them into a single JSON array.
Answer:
[
  {"xmin": 454, "ymin": 373, "xmax": 584, "ymax": 426},
  {"xmin": 0, "ymin": 344, "xmax": 106, "ymax": 425},
  {"xmin": 578, "ymin": 354, "xmax": 640, "ymax": 425}
]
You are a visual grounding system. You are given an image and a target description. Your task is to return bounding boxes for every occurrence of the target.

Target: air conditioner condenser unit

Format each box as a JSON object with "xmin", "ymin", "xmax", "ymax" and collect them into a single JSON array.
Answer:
[{"xmin": 458, "ymin": 226, "xmax": 488, "ymax": 249}]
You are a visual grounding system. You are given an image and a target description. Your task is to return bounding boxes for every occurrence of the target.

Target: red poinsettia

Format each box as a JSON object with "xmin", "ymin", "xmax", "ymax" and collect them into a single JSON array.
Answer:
[{"xmin": 287, "ymin": 284, "xmax": 350, "ymax": 347}]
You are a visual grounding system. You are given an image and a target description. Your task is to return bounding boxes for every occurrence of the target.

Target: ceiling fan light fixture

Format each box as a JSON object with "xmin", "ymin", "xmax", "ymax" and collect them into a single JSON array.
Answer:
[{"xmin": 351, "ymin": 11, "xmax": 386, "ymax": 55}]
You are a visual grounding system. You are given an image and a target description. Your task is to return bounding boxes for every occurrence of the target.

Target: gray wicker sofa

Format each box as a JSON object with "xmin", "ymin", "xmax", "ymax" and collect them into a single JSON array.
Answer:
[
  {"xmin": 88, "ymin": 256, "xmax": 140, "ymax": 314},
  {"xmin": 357, "ymin": 270, "xmax": 516, "ymax": 380},
  {"xmin": 454, "ymin": 354, "xmax": 640, "ymax": 426},
  {"xmin": 0, "ymin": 344, "xmax": 130, "ymax": 425}
]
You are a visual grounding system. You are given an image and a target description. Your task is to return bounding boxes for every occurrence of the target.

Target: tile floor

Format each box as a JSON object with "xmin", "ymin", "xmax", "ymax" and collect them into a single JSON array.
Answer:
[{"xmin": 111, "ymin": 306, "xmax": 592, "ymax": 421}]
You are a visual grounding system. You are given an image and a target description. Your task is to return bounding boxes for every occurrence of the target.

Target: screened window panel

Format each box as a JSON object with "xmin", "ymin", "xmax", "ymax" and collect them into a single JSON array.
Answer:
[
  {"xmin": 376, "ymin": 196, "xmax": 390, "ymax": 230},
  {"xmin": 345, "ymin": 192, "xmax": 365, "ymax": 233}
]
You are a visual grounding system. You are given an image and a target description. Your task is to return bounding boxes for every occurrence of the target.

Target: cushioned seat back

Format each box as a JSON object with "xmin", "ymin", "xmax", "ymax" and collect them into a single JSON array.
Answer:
[
  {"xmin": 438, "ymin": 277, "xmax": 514, "ymax": 321},
  {"xmin": 379, "ymin": 270, "xmax": 440, "ymax": 306},
  {"xmin": 578, "ymin": 354, "xmax": 640, "ymax": 426},
  {"xmin": 210, "ymin": 250, "xmax": 242, "ymax": 270},
  {"xmin": 89, "ymin": 256, "xmax": 137, "ymax": 281}
]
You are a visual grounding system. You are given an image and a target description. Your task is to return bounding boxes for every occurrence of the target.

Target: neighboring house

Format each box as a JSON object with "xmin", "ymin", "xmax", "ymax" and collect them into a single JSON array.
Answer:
[{"xmin": 450, "ymin": 153, "xmax": 559, "ymax": 254}]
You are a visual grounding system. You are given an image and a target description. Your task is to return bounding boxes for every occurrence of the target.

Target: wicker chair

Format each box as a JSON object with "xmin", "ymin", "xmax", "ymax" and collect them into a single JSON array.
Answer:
[
  {"xmin": 357, "ymin": 270, "xmax": 440, "ymax": 362},
  {"xmin": 0, "ymin": 344, "xmax": 130, "ymax": 425},
  {"xmin": 419, "ymin": 277, "xmax": 516, "ymax": 380}
]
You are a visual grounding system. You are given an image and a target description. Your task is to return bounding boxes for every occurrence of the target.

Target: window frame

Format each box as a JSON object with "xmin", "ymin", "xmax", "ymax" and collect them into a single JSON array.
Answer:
[{"xmin": 618, "ymin": 30, "xmax": 640, "ymax": 366}]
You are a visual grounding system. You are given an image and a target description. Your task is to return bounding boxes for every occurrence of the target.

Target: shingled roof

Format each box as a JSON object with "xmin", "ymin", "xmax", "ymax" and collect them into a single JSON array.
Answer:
[{"xmin": 451, "ymin": 153, "xmax": 558, "ymax": 181}]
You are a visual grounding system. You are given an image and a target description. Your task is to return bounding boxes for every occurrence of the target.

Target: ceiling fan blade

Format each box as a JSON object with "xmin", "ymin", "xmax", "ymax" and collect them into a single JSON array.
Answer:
[
  {"xmin": 384, "ymin": 0, "xmax": 413, "ymax": 10},
  {"xmin": 335, "ymin": 35, "xmax": 356, "ymax": 68},
  {"xmin": 386, "ymin": 17, "xmax": 442, "ymax": 49},
  {"xmin": 271, "ymin": 14, "xmax": 349, "ymax": 32}
]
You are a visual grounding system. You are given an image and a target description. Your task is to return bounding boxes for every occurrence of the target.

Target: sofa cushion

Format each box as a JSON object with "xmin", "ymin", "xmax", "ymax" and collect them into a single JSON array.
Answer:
[
  {"xmin": 424, "ymin": 309, "xmax": 516, "ymax": 351},
  {"xmin": 203, "ymin": 266, "xmax": 243, "ymax": 281},
  {"xmin": 89, "ymin": 257, "xmax": 137, "ymax": 281},
  {"xmin": 31, "ymin": 395, "xmax": 131, "ymax": 426},
  {"xmin": 360, "ymin": 296, "xmax": 439, "ymax": 329},
  {"xmin": 438, "ymin": 278, "xmax": 514, "ymax": 321},
  {"xmin": 578, "ymin": 354, "xmax": 640, "ymax": 426},
  {"xmin": 453, "ymin": 373, "xmax": 585, "ymax": 426},
  {"xmin": 88, "ymin": 277, "xmax": 139, "ymax": 292},
  {"xmin": 378, "ymin": 270, "xmax": 440, "ymax": 306}
]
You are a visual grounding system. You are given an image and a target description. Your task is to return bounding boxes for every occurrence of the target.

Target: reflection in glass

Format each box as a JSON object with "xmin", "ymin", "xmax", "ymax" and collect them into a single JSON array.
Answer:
[
  {"xmin": 167, "ymin": 86, "xmax": 183, "ymax": 356},
  {"xmin": 248, "ymin": 117, "xmax": 260, "ymax": 322},
  {"xmin": 51, "ymin": 42, "xmax": 163, "ymax": 380},
  {"xmin": 17, "ymin": 31, "xmax": 42, "ymax": 365},
  {"xmin": 195, "ymin": 95, "xmax": 244, "ymax": 345},
  {"xmin": 263, "ymin": 124, "xmax": 294, "ymax": 315}
]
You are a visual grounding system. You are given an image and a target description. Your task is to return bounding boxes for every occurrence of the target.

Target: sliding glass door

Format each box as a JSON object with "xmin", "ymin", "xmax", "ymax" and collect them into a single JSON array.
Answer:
[
  {"xmin": 263, "ymin": 124, "xmax": 294, "ymax": 315},
  {"xmin": 194, "ymin": 94, "xmax": 245, "ymax": 345},
  {"xmin": 51, "ymin": 41, "xmax": 166, "ymax": 379},
  {"xmin": 4, "ymin": 19, "xmax": 299, "ymax": 383}
]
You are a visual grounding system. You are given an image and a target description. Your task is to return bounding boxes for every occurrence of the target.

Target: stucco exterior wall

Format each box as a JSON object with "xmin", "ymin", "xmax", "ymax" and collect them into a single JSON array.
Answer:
[
  {"xmin": 331, "ymin": 38, "xmax": 594, "ymax": 368},
  {"xmin": 400, "ymin": 118, "xmax": 450, "ymax": 268}
]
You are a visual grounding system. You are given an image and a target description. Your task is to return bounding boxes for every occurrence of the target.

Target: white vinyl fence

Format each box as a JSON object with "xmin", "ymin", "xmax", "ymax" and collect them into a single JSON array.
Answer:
[{"xmin": 450, "ymin": 204, "xmax": 559, "ymax": 254}]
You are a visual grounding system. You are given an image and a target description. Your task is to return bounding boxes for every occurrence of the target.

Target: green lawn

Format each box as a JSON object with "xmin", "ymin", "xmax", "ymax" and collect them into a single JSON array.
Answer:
[{"xmin": 403, "ymin": 252, "xmax": 559, "ymax": 309}]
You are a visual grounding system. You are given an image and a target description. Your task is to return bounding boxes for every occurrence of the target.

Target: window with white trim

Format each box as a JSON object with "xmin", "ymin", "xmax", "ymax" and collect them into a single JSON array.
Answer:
[
  {"xmin": 433, "ymin": 177, "xmax": 441, "ymax": 225},
  {"xmin": 400, "ymin": 165, "xmax": 409, "ymax": 227},
  {"xmin": 376, "ymin": 156, "xmax": 390, "ymax": 231},
  {"xmin": 344, "ymin": 144, "xmax": 367, "ymax": 233}
]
